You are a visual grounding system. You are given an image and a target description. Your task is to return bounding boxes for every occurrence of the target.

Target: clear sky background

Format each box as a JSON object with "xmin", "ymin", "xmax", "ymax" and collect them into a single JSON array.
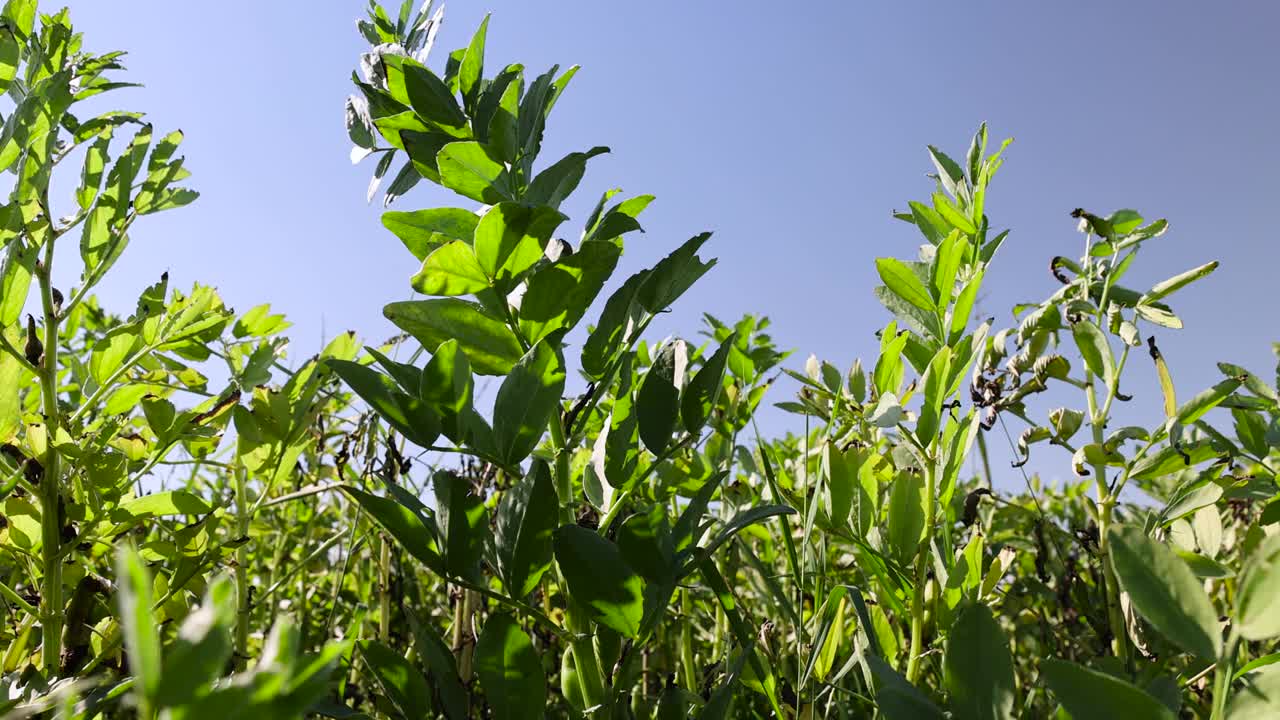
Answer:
[{"xmin": 66, "ymin": 1, "xmax": 1279, "ymax": 486}]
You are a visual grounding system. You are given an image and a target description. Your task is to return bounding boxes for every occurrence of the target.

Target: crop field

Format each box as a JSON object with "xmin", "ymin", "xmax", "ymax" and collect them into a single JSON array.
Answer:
[{"xmin": 0, "ymin": 1, "xmax": 1277, "ymax": 718}]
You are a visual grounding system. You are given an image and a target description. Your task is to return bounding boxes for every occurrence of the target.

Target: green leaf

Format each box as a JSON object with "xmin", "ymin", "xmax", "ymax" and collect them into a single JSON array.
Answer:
[
  {"xmin": 434, "ymin": 470, "xmax": 489, "ymax": 583},
  {"xmin": 328, "ymin": 359, "xmax": 441, "ymax": 447},
  {"xmin": 599, "ymin": 353, "xmax": 641, "ymax": 489},
  {"xmin": 681, "ymin": 332, "xmax": 735, "ymax": 434},
  {"xmin": 382, "ymin": 208, "xmax": 479, "ymax": 262},
  {"xmin": 385, "ymin": 299, "xmax": 523, "ymax": 376},
  {"xmin": 412, "ymin": 239, "xmax": 490, "ymax": 296},
  {"xmin": 1175, "ymin": 377, "xmax": 1242, "ymax": 425},
  {"xmin": 0, "ymin": 235, "xmax": 34, "ymax": 327},
  {"xmin": 1040, "ymin": 659, "xmax": 1175, "ymax": 720},
  {"xmin": 155, "ymin": 576, "xmax": 236, "ymax": 706},
  {"xmin": 360, "ymin": 639, "xmax": 434, "ymax": 719},
  {"xmin": 1236, "ymin": 534, "xmax": 1280, "ymax": 641},
  {"xmin": 553, "ymin": 525, "xmax": 645, "ymax": 637},
  {"xmin": 1071, "ymin": 319, "xmax": 1115, "ymax": 387},
  {"xmin": 117, "ymin": 490, "xmax": 212, "ymax": 518},
  {"xmin": 341, "ymin": 486, "xmax": 442, "ymax": 572},
  {"xmin": 401, "ymin": 59, "xmax": 468, "ymax": 133},
  {"xmin": 519, "ymin": 239, "xmax": 621, "ymax": 344},
  {"xmin": 474, "ymin": 614, "xmax": 547, "ymax": 720},
  {"xmin": 944, "ymin": 604, "xmax": 1016, "ymax": 720},
  {"xmin": 524, "ymin": 147, "xmax": 609, "ymax": 209},
  {"xmin": 1227, "ymin": 663, "xmax": 1280, "ymax": 719},
  {"xmin": 636, "ymin": 232, "xmax": 716, "ymax": 313},
  {"xmin": 495, "ymin": 460, "xmax": 558, "ymax": 598},
  {"xmin": 870, "ymin": 656, "xmax": 946, "ymax": 720},
  {"xmin": 421, "ymin": 339, "xmax": 475, "ymax": 444},
  {"xmin": 458, "ymin": 15, "xmax": 489, "ymax": 110},
  {"xmin": 887, "ymin": 472, "xmax": 925, "ymax": 565},
  {"xmin": 1143, "ymin": 261, "xmax": 1218, "ymax": 303},
  {"xmin": 581, "ymin": 270, "xmax": 647, "ymax": 379},
  {"xmin": 116, "ymin": 546, "xmax": 161, "ymax": 704},
  {"xmin": 876, "ymin": 257, "xmax": 937, "ymax": 314},
  {"xmin": 492, "ymin": 336, "xmax": 566, "ymax": 466},
  {"xmin": 636, "ymin": 339, "xmax": 683, "ymax": 455},
  {"xmin": 932, "ymin": 192, "xmax": 976, "ymax": 234},
  {"xmin": 1107, "ymin": 524, "xmax": 1221, "ymax": 659},
  {"xmin": 473, "ymin": 202, "xmax": 566, "ymax": 289},
  {"xmin": 437, "ymin": 141, "xmax": 513, "ymax": 204}
]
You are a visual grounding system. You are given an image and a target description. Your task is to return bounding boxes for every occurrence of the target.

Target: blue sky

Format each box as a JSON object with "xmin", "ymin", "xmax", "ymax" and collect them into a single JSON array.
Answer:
[{"xmin": 68, "ymin": 2, "xmax": 1278, "ymax": 483}]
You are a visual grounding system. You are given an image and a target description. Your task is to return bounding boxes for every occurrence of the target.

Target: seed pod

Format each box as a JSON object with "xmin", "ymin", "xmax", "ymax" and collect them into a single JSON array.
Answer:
[{"xmin": 24, "ymin": 314, "xmax": 42, "ymax": 366}]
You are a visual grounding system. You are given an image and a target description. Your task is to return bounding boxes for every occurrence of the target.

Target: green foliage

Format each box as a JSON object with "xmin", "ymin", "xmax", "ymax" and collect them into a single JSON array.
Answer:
[{"xmin": 0, "ymin": 3, "xmax": 1276, "ymax": 720}]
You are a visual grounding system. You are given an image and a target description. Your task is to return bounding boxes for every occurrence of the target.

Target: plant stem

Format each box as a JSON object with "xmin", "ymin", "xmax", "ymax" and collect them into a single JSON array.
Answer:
[
  {"xmin": 37, "ymin": 234, "xmax": 64, "ymax": 675},
  {"xmin": 905, "ymin": 463, "xmax": 937, "ymax": 684},
  {"xmin": 1084, "ymin": 372, "xmax": 1129, "ymax": 665},
  {"xmin": 1210, "ymin": 632, "xmax": 1240, "ymax": 719},
  {"xmin": 233, "ymin": 463, "xmax": 251, "ymax": 669}
]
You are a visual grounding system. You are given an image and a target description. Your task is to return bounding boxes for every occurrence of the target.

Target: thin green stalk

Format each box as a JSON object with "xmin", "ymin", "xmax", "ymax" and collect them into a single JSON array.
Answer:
[
  {"xmin": 233, "ymin": 463, "xmax": 251, "ymax": 669},
  {"xmin": 1210, "ymin": 631, "xmax": 1240, "ymax": 719},
  {"xmin": 1084, "ymin": 371, "xmax": 1129, "ymax": 664},
  {"xmin": 905, "ymin": 462, "xmax": 937, "ymax": 684},
  {"xmin": 37, "ymin": 232, "xmax": 64, "ymax": 674}
]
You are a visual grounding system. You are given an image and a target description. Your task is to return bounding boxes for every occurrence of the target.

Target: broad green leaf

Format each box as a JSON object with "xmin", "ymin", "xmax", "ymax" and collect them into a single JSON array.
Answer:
[
  {"xmin": 681, "ymin": 332, "xmax": 734, "ymax": 434},
  {"xmin": 933, "ymin": 192, "xmax": 976, "ymax": 234},
  {"xmin": 1040, "ymin": 659, "xmax": 1175, "ymax": 720},
  {"xmin": 0, "ymin": 235, "xmax": 34, "ymax": 327},
  {"xmin": 1108, "ymin": 524, "xmax": 1221, "ymax": 659},
  {"xmin": 90, "ymin": 327, "xmax": 141, "ymax": 385},
  {"xmin": 492, "ymin": 337, "xmax": 566, "ymax": 466},
  {"xmin": 412, "ymin": 240, "xmax": 490, "ymax": 296},
  {"xmin": 1143, "ymin": 261, "xmax": 1218, "ymax": 303},
  {"xmin": 524, "ymin": 147, "xmax": 609, "ymax": 209},
  {"xmin": 1227, "ymin": 663, "xmax": 1280, "ymax": 720},
  {"xmin": 876, "ymin": 257, "xmax": 936, "ymax": 314},
  {"xmin": 1175, "ymin": 377, "xmax": 1242, "ymax": 425},
  {"xmin": 495, "ymin": 460, "xmax": 558, "ymax": 598},
  {"xmin": 408, "ymin": 616, "xmax": 469, "ymax": 720},
  {"xmin": 458, "ymin": 15, "xmax": 489, "ymax": 109},
  {"xmin": 887, "ymin": 472, "xmax": 925, "ymax": 564},
  {"xmin": 599, "ymin": 353, "xmax": 641, "ymax": 489},
  {"xmin": 117, "ymin": 490, "xmax": 212, "ymax": 518},
  {"xmin": 401, "ymin": 59, "xmax": 468, "ymax": 133},
  {"xmin": 944, "ymin": 604, "xmax": 1016, "ymax": 720},
  {"xmin": 519, "ymin": 239, "xmax": 621, "ymax": 344},
  {"xmin": 581, "ymin": 269, "xmax": 647, "ymax": 379},
  {"xmin": 341, "ymin": 485, "xmax": 442, "ymax": 571},
  {"xmin": 420, "ymin": 339, "xmax": 474, "ymax": 443},
  {"xmin": 869, "ymin": 656, "xmax": 945, "ymax": 720},
  {"xmin": 473, "ymin": 202, "xmax": 566, "ymax": 288},
  {"xmin": 474, "ymin": 614, "xmax": 546, "ymax": 720},
  {"xmin": 636, "ymin": 232, "xmax": 716, "ymax": 314},
  {"xmin": 360, "ymin": 639, "xmax": 433, "ymax": 719},
  {"xmin": 382, "ymin": 207, "xmax": 479, "ymax": 261},
  {"xmin": 155, "ymin": 576, "xmax": 236, "ymax": 706},
  {"xmin": 932, "ymin": 231, "xmax": 964, "ymax": 308},
  {"xmin": 1071, "ymin": 319, "xmax": 1115, "ymax": 387},
  {"xmin": 1236, "ymin": 534, "xmax": 1280, "ymax": 640},
  {"xmin": 434, "ymin": 470, "xmax": 489, "ymax": 583},
  {"xmin": 0, "ymin": 328, "xmax": 19, "ymax": 443},
  {"xmin": 328, "ymin": 359, "xmax": 441, "ymax": 447},
  {"xmin": 436, "ymin": 141, "xmax": 512, "ymax": 204},
  {"xmin": 116, "ymin": 547, "xmax": 161, "ymax": 704},
  {"xmin": 636, "ymin": 339, "xmax": 683, "ymax": 454},
  {"xmin": 384, "ymin": 299, "xmax": 523, "ymax": 376},
  {"xmin": 553, "ymin": 525, "xmax": 645, "ymax": 637},
  {"xmin": 823, "ymin": 443, "xmax": 856, "ymax": 528}
]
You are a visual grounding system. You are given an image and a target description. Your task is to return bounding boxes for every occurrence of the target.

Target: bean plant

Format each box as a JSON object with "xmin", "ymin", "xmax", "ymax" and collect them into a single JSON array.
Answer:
[{"xmin": 0, "ymin": 1, "xmax": 1277, "ymax": 719}]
